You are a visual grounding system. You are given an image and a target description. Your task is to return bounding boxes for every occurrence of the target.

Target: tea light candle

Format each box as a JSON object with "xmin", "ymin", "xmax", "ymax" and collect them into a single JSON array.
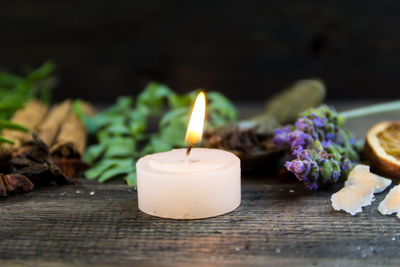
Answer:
[
  {"xmin": 137, "ymin": 92, "xmax": 241, "ymax": 219},
  {"xmin": 137, "ymin": 148, "xmax": 240, "ymax": 219}
]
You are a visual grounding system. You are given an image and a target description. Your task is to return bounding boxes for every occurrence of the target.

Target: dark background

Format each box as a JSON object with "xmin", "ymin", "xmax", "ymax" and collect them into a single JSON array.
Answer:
[{"xmin": 1, "ymin": 0, "xmax": 400, "ymax": 103}]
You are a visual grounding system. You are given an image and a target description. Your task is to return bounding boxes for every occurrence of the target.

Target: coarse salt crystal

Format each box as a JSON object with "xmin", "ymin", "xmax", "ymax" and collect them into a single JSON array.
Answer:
[
  {"xmin": 345, "ymin": 164, "xmax": 392, "ymax": 193},
  {"xmin": 331, "ymin": 185, "xmax": 375, "ymax": 215},
  {"xmin": 378, "ymin": 185, "xmax": 400, "ymax": 217},
  {"xmin": 331, "ymin": 164, "xmax": 393, "ymax": 216}
]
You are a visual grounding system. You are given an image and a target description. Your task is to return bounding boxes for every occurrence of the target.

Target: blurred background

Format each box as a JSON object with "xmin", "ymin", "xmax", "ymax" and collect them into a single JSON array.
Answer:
[{"xmin": 1, "ymin": 0, "xmax": 399, "ymax": 103}]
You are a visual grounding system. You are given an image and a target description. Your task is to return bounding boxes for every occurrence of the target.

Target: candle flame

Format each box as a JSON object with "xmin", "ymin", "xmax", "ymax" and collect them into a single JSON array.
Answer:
[{"xmin": 185, "ymin": 91, "xmax": 206, "ymax": 145}]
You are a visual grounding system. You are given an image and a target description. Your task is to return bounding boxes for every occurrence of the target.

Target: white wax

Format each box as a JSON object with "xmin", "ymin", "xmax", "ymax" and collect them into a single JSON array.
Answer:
[{"xmin": 137, "ymin": 148, "xmax": 241, "ymax": 219}]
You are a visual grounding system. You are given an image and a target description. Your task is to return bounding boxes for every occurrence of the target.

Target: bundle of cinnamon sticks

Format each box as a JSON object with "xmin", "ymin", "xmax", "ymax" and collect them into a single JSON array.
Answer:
[{"xmin": 2, "ymin": 99, "xmax": 94, "ymax": 177}]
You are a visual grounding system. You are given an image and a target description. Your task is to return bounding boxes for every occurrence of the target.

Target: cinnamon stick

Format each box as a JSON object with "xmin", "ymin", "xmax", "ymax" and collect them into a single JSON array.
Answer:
[
  {"xmin": 36, "ymin": 99, "xmax": 72, "ymax": 147},
  {"xmin": 50, "ymin": 101, "xmax": 95, "ymax": 158},
  {"xmin": 2, "ymin": 100, "xmax": 48, "ymax": 147},
  {"xmin": 50, "ymin": 111, "xmax": 86, "ymax": 158},
  {"xmin": 50, "ymin": 101, "xmax": 94, "ymax": 177}
]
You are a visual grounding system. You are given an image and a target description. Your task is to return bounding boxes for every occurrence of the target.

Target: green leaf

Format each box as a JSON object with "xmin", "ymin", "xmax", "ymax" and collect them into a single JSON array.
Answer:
[
  {"xmin": 159, "ymin": 107, "xmax": 188, "ymax": 128},
  {"xmin": 337, "ymin": 114, "xmax": 346, "ymax": 127},
  {"xmin": 129, "ymin": 121, "xmax": 146, "ymax": 136},
  {"xmin": 207, "ymin": 91, "xmax": 237, "ymax": 120},
  {"xmin": 312, "ymin": 140, "xmax": 324, "ymax": 153},
  {"xmin": 168, "ymin": 92, "xmax": 196, "ymax": 108},
  {"xmin": 322, "ymin": 160, "xmax": 333, "ymax": 180},
  {"xmin": 104, "ymin": 137, "xmax": 135, "ymax": 158},
  {"xmin": 208, "ymin": 112, "xmax": 229, "ymax": 128},
  {"xmin": 104, "ymin": 96, "xmax": 133, "ymax": 114},
  {"xmin": 328, "ymin": 145, "xmax": 341, "ymax": 161},
  {"xmin": 85, "ymin": 159, "xmax": 133, "ymax": 179},
  {"xmin": 73, "ymin": 100, "xmax": 98, "ymax": 134},
  {"xmin": 125, "ymin": 172, "xmax": 137, "ymax": 186},
  {"xmin": 0, "ymin": 71, "xmax": 22, "ymax": 88},
  {"xmin": 0, "ymin": 136, "xmax": 15, "ymax": 144},
  {"xmin": 345, "ymin": 146, "xmax": 360, "ymax": 161},
  {"xmin": 150, "ymin": 136, "xmax": 173, "ymax": 153},
  {"xmin": 129, "ymin": 109, "xmax": 147, "ymax": 122},
  {"xmin": 37, "ymin": 82, "xmax": 53, "ymax": 104},
  {"xmin": 0, "ymin": 119, "xmax": 28, "ymax": 132},
  {"xmin": 25, "ymin": 61, "xmax": 56, "ymax": 82},
  {"xmin": 83, "ymin": 143, "xmax": 106, "ymax": 163},
  {"xmin": 97, "ymin": 130, "xmax": 111, "ymax": 144},
  {"xmin": 105, "ymin": 119, "xmax": 131, "ymax": 135},
  {"xmin": 92, "ymin": 116, "xmax": 116, "ymax": 132},
  {"xmin": 0, "ymin": 61, "xmax": 56, "ymax": 120},
  {"xmin": 85, "ymin": 161, "xmax": 117, "ymax": 179},
  {"xmin": 160, "ymin": 121, "xmax": 186, "ymax": 147},
  {"xmin": 137, "ymin": 82, "xmax": 172, "ymax": 113},
  {"xmin": 98, "ymin": 166, "xmax": 133, "ymax": 183}
]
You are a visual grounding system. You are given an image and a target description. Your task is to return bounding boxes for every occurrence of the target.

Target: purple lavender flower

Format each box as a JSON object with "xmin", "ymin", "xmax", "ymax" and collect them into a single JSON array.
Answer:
[
  {"xmin": 313, "ymin": 117, "xmax": 325, "ymax": 128},
  {"xmin": 273, "ymin": 126, "xmax": 291, "ymax": 147},
  {"xmin": 285, "ymin": 160, "xmax": 310, "ymax": 180},
  {"xmin": 333, "ymin": 171, "xmax": 340, "ymax": 180},
  {"xmin": 341, "ymin": 159, "xmax": 351, "ymax": 173},
  {"xmin": 289, "ymin": 130, "xmax": 313, "ymax": 156},
  {"xmin": 321, "ymin": 140, "xmax": 332, "ymax": 148},
  {"xmin": 274, "ymin": 105, "xmax": 362, "ymax": 190},
  {"xmin": 306, "ymin": 183, "xmax": 319, "ymax": 190},
  {"xmin": 295, "ymin": 117, "xmax": 312, "ymax": 132},
  {"xmin": 349, "ymin": 138, "xmax": 357, "ymax": 146},
  {"xmin": 298, "ymin": 149, "xmax": 312, "ymax": 161},
  {"xmin": 326, "ymin": 133, "xmax": 335, "ymax": 141}
]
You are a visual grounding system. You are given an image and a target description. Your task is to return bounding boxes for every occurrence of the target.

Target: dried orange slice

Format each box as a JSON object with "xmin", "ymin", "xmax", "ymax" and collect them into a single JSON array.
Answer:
[{"xmin": 365, "ymin": 121, "xmax": 400, "ymax": 178}]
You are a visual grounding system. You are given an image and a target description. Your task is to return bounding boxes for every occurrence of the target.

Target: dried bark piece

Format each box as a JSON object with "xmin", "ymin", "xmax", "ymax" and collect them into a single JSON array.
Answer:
[
  {"xmin": 36, "ymin": 99, "xmax": 72, "ymax": 147},
  {"xmin": 1, "ymin": 100, "xmax": 48, "ymax": 147}
]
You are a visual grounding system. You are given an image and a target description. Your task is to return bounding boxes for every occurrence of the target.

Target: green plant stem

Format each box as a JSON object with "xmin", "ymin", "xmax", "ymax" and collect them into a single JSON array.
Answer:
[{"xmin": 340, "ymin": 100, "xmax": 400, "ymax": 119}]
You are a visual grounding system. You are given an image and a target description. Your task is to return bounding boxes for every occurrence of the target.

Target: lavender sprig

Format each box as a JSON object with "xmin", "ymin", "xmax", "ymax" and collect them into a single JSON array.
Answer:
[{"xmin": 274, "ymin": 105, "xmax": 362, "ymax": 190}]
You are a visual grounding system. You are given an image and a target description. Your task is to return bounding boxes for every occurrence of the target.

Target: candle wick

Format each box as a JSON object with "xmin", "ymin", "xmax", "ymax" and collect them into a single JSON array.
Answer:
[{"xmin": 186, "ymin": 143, "xmax": 194, "ymax": 157}]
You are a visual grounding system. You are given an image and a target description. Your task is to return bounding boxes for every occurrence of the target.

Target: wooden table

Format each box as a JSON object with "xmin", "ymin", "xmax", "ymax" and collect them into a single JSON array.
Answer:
[{"xmin": 1, "ymin": 105, "xmax": 400, "ymax": 266}]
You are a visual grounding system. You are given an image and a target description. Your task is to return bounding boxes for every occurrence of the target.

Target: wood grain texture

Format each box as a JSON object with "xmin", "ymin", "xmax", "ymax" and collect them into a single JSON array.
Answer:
[{"xmin": 0, "ymin": 176, "xmax": 400, "ymax": 266}]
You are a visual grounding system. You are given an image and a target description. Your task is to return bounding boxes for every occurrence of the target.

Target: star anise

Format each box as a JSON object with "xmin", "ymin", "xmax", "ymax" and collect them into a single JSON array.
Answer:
[
  {"xmin": 0, "ymin": 134, "xmax": 75, "ymax": 197},
  {"xmin": 0, "ymin": 173, "xmax": 34, "ymax": 196}
]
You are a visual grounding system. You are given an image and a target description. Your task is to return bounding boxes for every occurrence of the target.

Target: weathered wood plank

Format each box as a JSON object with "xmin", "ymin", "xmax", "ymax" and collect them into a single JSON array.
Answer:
[
  {"xmin": 0, "ymin": 175, "xmax": 399, "ymax": 266},
  {"xmin": 0, "ymin": 104, "xmax": 399, "ymax": 265}
]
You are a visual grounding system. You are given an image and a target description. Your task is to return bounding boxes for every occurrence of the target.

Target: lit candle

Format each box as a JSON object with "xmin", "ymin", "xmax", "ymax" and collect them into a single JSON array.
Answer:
[{"xmin": 137, "ymin": 92, "xmax": 241, "ymax": 219}]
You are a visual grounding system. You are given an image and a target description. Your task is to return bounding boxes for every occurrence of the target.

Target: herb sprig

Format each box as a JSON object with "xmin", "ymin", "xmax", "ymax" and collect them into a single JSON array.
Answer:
[
  {"xmin": 0, "ymin": 61, "xmax": 56, "ymax": 143},
  {"xmin": 76, "ymin": 82, "xmax": 237, "ymax": 185}
]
